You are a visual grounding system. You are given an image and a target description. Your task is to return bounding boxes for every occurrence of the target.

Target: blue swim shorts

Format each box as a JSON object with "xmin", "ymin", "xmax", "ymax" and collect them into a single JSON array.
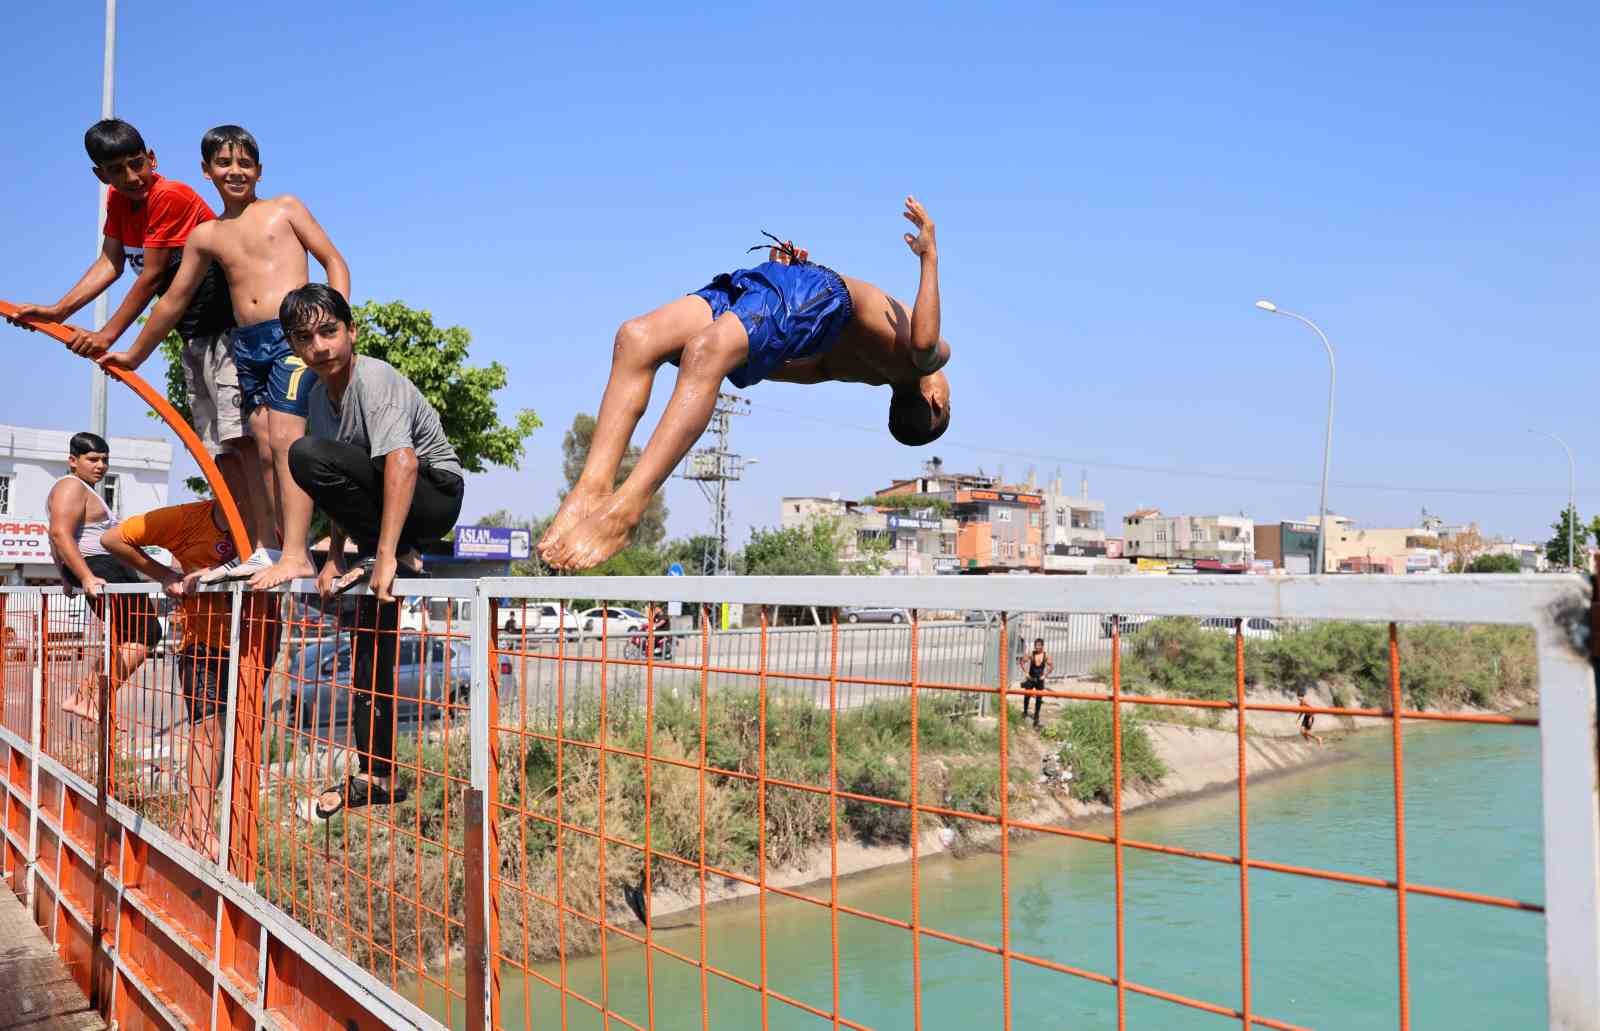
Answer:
[
  {"xmin": 691, "ymin": 261, "xmax": 854, "ymax": 388},
  {"xmin": 233, "ymin": 318, "xmax": 316, "ymax": 417}
]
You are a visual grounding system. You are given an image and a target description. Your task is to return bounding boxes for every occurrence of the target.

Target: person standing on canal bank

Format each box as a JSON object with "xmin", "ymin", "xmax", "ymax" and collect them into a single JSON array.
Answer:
[
  {"xmin": 1018, "ymin": 637, "xmax": 1053, "ymax": 728},
  {"xmin": 1298, "ymin": 692, "xmax": 1323, "ymax": 745},
  {"xmin": 277, "ymin": 284, "xmax": 464, "ymax": 818}
]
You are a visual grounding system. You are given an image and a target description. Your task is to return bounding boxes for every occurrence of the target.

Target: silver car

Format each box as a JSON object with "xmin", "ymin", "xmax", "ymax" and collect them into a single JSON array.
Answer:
[{"xmin": 841, "ymin": 606, "xmax": 911, "ymax": 625}]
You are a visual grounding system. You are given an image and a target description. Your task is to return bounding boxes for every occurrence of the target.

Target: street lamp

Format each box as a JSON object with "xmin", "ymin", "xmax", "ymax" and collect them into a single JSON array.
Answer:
[
  {"xmin": 1529, "ymin": 429, "xmax": 1576, "ymax": 570},
  {"xmin": 90, "ymin": 0, "xmax": 118, "ymax": 440},
  {"xmin": 1255, "ymin": 300, "xmax": 1336, "ymax": 575}
]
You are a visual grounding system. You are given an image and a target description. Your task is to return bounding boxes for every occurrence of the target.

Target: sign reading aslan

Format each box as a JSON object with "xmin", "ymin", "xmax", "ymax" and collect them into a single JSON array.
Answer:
[{"xmin": 454, "ymin": 525, "xmax": 532, "ymax": 561}]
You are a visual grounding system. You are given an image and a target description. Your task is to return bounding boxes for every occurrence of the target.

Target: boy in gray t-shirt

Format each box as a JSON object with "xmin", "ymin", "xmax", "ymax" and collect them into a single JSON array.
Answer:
[{"xmin": 276, "ymin": 283, "xmax": 465, "ymax": 817}]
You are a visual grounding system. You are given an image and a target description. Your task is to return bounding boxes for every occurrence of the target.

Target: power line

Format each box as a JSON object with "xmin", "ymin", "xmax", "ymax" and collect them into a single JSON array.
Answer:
[{"xmin": 755, "ymin": 402, "xmax": 1573, "ymax": 499}]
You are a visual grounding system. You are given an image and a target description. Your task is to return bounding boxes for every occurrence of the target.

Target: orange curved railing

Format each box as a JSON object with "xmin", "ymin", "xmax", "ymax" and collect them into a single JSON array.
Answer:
[{"xmin": 0, "ymin": 300, "xmax": 251, "ymax": 557}]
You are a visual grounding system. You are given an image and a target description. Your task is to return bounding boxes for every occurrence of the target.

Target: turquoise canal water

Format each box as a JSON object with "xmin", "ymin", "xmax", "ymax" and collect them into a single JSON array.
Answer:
[{"xmin": 489, "ymin": 723, "xmax": 1546, "ymax": 1030}]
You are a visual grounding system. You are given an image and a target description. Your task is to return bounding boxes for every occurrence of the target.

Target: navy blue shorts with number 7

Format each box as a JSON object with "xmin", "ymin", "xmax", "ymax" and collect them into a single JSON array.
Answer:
[{"xmin": 690, "ymin": 260, "xmax": 854, "ymax": 388}]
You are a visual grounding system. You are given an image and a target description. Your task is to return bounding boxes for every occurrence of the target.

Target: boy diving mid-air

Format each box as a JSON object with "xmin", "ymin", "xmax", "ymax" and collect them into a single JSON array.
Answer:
[{"xmin": 541, "ymin": 196, "xmax": 951, "ymax": 571}]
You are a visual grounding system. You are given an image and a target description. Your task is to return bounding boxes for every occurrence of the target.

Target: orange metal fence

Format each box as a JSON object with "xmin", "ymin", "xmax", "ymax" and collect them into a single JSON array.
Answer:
[{"xmin": 0, "ymin": 574, "xmax": 1594, "ymax": 1030}]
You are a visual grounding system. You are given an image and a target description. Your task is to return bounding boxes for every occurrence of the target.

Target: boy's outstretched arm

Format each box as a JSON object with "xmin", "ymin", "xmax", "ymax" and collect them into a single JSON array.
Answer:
[
  {"xmin": 69, "ymin": 243, "xmax": 180, "ymax": 355},
  {"xmin": 285, "ymin": 197, "xmax": 350, "ymax": 300},
  {"xmin": 99, "ymin": 229, "xmax": 216, "ymax": 367},
  {"xmin": 4, "ymin": 237, "xmax": 126, "ymax": 331},
  {"xmin": 901, "ymin": 196, "xmax": 949, "ymax": 374}
]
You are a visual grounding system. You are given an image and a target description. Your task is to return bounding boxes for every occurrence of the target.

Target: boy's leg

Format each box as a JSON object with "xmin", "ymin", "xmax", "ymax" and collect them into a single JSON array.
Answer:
[
  {"xmin": 250, "ymin": 410, "xmax": 317, "ymax": 589},
  {"xmin": 318, "ymin": 596, "xmax": 400, "ymax": 813},
  {"xmin": 176, "ymin": 649, "xmax": 226, "ymax": 859},
  {"xmin": 287, "ymin": 437, "xmax": 385, "ymax": 548},
  {"xmin": 248, "ymin": 405, "xmax": 279, "ymax": 543},
  {"xmin": 548, "ymin": 312, "xmax": 749, "ymax": 570},
  {"xmin": 539, "ymin": 296, "xmax": 715, "ymax": 556}
]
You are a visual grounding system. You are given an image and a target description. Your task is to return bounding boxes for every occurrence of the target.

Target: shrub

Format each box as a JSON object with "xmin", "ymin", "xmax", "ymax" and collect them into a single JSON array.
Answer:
[
  {"xmin": 1103, "ymin": 619, "xmax": 1535, "ymax": 712},
  {"xmin": 1050, "ymin": 703, "xmax": 1166, "ymax": 804}
]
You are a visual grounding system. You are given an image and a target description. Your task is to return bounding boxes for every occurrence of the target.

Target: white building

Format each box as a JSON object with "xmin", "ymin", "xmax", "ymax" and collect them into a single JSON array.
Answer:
[
  {"xmin": 1037, "ymin": 471, "xmax": 1108, "ymax": 572},
  {"xmin": 0, "ymin": 423, "xmax": 172, "ymax": 584},
  {"xmin": 1122, "ymin": 509, "xmax": 1255, "ymax": 566}
]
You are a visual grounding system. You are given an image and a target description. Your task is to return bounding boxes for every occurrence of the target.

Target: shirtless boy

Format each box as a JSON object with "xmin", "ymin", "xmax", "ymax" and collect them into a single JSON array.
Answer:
[
  {"xmin": 96, "ymin": 125, "xmax": 349, "ymax": 589},
  {"xmin": 540, "ymin": 196, "xmax": 952, "ymax": 571}
]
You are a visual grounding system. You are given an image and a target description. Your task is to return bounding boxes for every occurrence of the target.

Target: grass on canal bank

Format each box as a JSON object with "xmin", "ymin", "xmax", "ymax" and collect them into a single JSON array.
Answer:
[{"xmin": 1102, "ymin": 618, "xmax": 1537, "ymax": 712}]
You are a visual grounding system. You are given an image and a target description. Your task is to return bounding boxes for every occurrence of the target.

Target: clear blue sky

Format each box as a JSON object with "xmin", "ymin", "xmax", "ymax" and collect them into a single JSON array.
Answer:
[{"xmin": 2, "ymin": 2, "xmax": 1595, "ymax": 547}]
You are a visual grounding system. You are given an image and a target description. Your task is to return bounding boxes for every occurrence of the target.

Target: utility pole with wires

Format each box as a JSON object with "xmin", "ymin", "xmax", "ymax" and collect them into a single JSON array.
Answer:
[{"xmin": 679, "ymin": 392, "xmax": 751, "ymax": 576}]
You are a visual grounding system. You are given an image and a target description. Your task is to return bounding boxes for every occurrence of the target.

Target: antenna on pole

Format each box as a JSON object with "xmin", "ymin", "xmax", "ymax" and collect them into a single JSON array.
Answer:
[{"xmin": 677, "ymin": 392, "xmax": 750, "ymax": 575}]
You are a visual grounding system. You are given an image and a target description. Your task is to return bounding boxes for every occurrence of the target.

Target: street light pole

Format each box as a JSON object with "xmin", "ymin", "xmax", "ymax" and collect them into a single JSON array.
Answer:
[
  {"xmin": 1529, "ymin": 429, "xmax": 1576, "ymax": 569},
  {"xmin": 1255, "ymin": 300, "xmax": 1336, "ymax": 575},
  {"xmin": 90, "ymin": 0, "xmax": 117, "ymax": 440}
]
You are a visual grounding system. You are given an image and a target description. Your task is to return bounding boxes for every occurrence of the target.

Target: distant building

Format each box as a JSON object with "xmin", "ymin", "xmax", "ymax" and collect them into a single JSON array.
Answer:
[
  {"xmin": 1121, "ymin": 509, "xmax": 1255, "ymax": 568},
  {"xmin": 1, "ymin": 423, "xmax": 172, "ymax": 585},
  {"xmin": 1481, "ymin": 539, "xmax": 1547, "ymax": 573},
  {"xmin": 869, "ymin": 461, "xmax": 1043, "ymax": 572},
  {"xmin": 1308, "ymin": 514, "xmax": 1442, "ymax": 574},
  {"xmin": 1039, "ymin": 471, "xmax": 1108, "ymax": 572},
  {"xmin": 779, "ymin": 495, "xmax": 959, "ymax": 575},
  {"xmin": 1254, "ymin": 521, "xmax": 1319, "ymax": 574}
]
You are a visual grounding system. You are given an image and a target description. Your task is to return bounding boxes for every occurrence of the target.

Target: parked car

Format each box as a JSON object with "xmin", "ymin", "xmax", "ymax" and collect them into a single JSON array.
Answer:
[
  {"xmin": 841, "ymin": 606, "xmax": 911, "ymax": 625},
  {"xmin": 285, "ymin": 637, "xmax": 474, "ymax": 730},
  {"xmin": 963, "ymin": 609, "xmax": 997, "ymax": 624},
  {"xmin": 1100, "ymin": 614, "xmax": 1155, "ymax": 637},
  {"xmin": 1198, "ymin": 616, "xmax": 1280, "ymax": 640},
  {"xmin": 579, "ymin": 607, "xmax": 648, "ymax": 635},
  {"xmin": 501, "ymin": 602, "xmax": 577, "ymax": 636}
]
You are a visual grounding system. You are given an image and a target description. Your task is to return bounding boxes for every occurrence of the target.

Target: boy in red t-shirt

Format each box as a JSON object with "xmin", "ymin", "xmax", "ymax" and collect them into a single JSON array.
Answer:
[
  {"xmin": 4, "ymin": 119, "xmax": 268, "ymax": 549},
  {"xmin": 102, "ymin": 500, "xmax": 239, "ymax": 860}
]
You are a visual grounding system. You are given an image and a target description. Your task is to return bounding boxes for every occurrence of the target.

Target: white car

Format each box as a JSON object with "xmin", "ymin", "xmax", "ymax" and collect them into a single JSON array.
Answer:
[
  {"xmin": 579, "ymin": 607, "xmax": 648, "ymax": 636},
  {"xmin": 500, "ymin": 601, "xmax": 577, "ymax": 636},
  {"xmin": 1198, "ymin": 616, "xmax": 1280, "ymax": 640}
]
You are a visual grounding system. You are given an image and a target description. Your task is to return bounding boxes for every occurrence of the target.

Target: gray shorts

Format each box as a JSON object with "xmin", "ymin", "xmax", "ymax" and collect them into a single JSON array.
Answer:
[{"xmin": 182, "ymin": 331, "xmax": 248, "ymax": 455}]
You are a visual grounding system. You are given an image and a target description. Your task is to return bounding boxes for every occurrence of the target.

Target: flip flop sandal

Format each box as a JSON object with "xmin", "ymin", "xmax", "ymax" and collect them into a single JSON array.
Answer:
[
  {"xmin": 333, "ymin": 557, "xmax": 378, "ymax": 596},
  {"xmin": 314, "ymin": 775, "xmax": 410, "ymax": 818}
]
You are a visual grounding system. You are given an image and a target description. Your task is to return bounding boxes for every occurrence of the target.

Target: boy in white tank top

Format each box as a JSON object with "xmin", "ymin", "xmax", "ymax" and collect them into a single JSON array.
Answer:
[{"xmin": 46, "ymin": 432, "xmax": 161, "ymax": 720}]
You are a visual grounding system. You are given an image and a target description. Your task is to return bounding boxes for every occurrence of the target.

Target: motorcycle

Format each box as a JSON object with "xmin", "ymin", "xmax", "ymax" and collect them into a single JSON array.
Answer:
[{"xmin": 624, "ymin": 630, "xmax": 675, "ymax": 661}]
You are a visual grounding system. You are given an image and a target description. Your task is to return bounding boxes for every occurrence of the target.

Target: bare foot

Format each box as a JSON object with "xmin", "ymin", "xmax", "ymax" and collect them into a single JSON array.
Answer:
[
  {"xmin": 248, "ymin": 551, "xmax": 317, "ymax": 590},
  {"xmin": 539, "ymin": 486, "xmax": 609, "ymax": 559},
  {"xmin": 552, "ymin": 496, "xmax": 643, "ymax": 571},
  {"xmin": 61, "ymin": 675, "xmax": 104, "ymax": 720}
]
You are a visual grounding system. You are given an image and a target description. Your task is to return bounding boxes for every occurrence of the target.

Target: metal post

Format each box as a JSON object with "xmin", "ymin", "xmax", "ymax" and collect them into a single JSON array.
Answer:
[
  {"xmin": 1536, "ymin": 601, "xmax": 1600, "ymax": 1026},
  {"xmin": 214, "ymin": 585, "xmax": 245, "ymax": 869},
  {"xmin": 90, "ymin": 0, "xmax": 116, "ymax": 439},
  {"xmin": 26, "ymin": 593, "xmax": 46, "ymax": 913},
  {"xmin": 1256, "ymin": 302, "xmax": 1335, "ymax": 573},
  {"xmin": 1530, "ymin": 430, "xmax": 1577, "ymax": 570}
]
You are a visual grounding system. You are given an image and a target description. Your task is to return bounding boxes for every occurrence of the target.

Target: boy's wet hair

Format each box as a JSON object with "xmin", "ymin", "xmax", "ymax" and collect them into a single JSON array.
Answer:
[
  {"xmin": 279, "ymin": 283, "xmax": 353, "ymax": 337},
  {"xmin": 1034, "ymin": 638, "xmax": 1045, "ymax": 647},
  {"xmin": 84, "ymin": 119, "xmax": 147, "ymax": 166},
  {"xmin": 201, "ymin": 124, "xmax": 260, "ymax": 165},
  {"xmin": 69, "ymin": 431, "xmax": 110, "ymax": 457},
  {"xmin": 888, "ymin": 388, "xmax": 950, "ymax": 448}
]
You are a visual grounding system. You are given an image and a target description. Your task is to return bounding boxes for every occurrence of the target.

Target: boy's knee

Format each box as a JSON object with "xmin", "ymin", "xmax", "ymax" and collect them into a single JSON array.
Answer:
[
  {"xmin": 287, "ymin": 436, "xmax": 329, "ymax": 483},
  {"xmin": 679, "ymin": 329, "xmax": 742, "ymax": 376},
  {"xmin": 612, "ymin": 318, "xmax": 653, "ymax": 366}
]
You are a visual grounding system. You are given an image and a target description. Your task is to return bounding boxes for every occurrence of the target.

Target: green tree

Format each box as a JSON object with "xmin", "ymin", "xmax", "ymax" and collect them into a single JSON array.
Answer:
[
  {"xmin": 159, "ymin": 301, "xmax": 540, "ymax": 491},
  {"xmin": 1545, "ymin": 506, "xmax": 1590, "ymax": 569},
  {"xmin": 661, "ymin": 535, "xmax": 724, "ymax": 576},
  {"xmin": 739, "ymin": 518, "xmax": 846, "ymax": 576},
  {"xmin": 1466, "ymin": 553, "xmax": 1522, "ymax": 574},
  {"xmin": 559, "ymin": 413, "xmax": 668, "ymax": 549}
]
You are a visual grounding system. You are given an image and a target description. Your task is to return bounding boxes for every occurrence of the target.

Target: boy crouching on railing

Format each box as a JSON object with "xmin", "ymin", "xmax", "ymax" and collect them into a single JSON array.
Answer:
[{"xmin": 103, "ymin": 499, "xmax": 239, "ymax": 860}]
